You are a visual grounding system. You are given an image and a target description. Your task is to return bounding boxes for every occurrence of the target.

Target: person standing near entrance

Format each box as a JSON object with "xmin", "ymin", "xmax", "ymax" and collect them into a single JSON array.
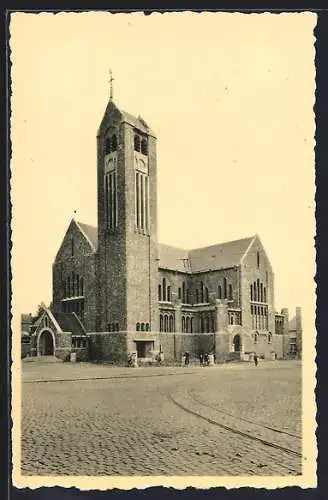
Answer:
[{"xmin": 254, "ymin": 353, "xmax": 258, "ymax": 367}]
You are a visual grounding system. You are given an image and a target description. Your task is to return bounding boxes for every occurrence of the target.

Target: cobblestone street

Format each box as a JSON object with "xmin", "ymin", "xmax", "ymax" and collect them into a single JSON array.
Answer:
[{"xmin": 21, "ymin": 360, "xmax": 302, "ymax": 476}]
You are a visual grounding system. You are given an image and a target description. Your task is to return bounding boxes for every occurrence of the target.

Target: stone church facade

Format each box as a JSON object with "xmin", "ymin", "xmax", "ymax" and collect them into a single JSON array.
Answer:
[{"xmin": 26, "ymin": 95, "xmax": 301, "ymax": 364}]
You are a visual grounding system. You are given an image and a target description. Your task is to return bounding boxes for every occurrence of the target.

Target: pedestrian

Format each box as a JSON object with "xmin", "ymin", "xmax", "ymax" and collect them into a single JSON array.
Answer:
[
  {"xmin": 254, "ymin": 353, "xmax": 258, "ymax": 367},
  {"xmin": 185, "ymin": 352, "xmax": 190, "ymax": 366},
  {"xmin": 199, "ymin": 352, "xmax": 204, "ymax": 367}
]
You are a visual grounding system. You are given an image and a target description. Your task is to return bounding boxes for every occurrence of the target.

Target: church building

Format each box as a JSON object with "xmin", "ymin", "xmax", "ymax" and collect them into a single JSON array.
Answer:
[{"xmin": 25, "ymin": 86, "xmax": 300, "ymax": 364}]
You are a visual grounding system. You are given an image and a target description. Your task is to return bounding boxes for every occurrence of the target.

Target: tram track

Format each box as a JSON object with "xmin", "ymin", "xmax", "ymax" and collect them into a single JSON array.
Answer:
[
  {"xmin": 161, "ymin": 388, "xmax": 302, "ymax": 460},
  {"xmin": 188, "ymin": 389, "xmax": 302, "ymax": 440}
]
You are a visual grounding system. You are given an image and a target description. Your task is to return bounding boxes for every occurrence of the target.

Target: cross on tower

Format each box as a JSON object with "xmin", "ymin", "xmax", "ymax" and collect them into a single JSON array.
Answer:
[{"xmin": 109, "ymin": 69, "xmax": 114, "ymax": 100}]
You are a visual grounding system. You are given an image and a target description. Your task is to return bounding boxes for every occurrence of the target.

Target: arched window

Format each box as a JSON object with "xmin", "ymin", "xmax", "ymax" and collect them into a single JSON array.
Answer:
[
  {"xmin": 229, "ymin": 284, "xmax": 233, "ymax": 300},
  {"xmin": 250, "ymin": 284, "xmax": 253, "ymax": 301},
  {"xmin": 263, "ymin": 287, "xmax": 267, "ymax": 303},
  {"xmin": 111, "ymin": 134, "xmax": 117, "ymax": 152},
  {"xmin": 182, "ymin": 316, "xmax": 185, "ymax": 333},
  {"xmin": 196, "ymin": 289, "xmax": 199, "ymax": 304},
  {"xmin": 254, "ymin": 281, "xmax": 257, "ymax": 301},
  {"xmin": 162, "ymin": 278, "xmax": 166, "ymax": 301},
  {"xmin": 178, "ymin": 287, "xmax": 181, "ymax": 300},
  {"xmin": 80, "ymin": 277, "xmax": 84, "ymax": 296},
  {"xmin": 141, "ymin": 138, "xmax": 148, "ymax": 155},
  {"xmin": 158, "ymin": 284, "xmax": 162, "ymax": 301},
  {"xmin": 200, "ymin": 316, "xmax": 204, "ymax": 333},
  {"xmin": 76, "ymin": 274, "xmax": 80, "ymax": 296},
  {"xmin": 134, "ymin": 135, "xmax": 141, "ymax": 152},
  {"xmin": 260, "ymin": 283, "xmax": 263, "ymax": 302},
  {"xmin": 167, "ymin": 286, "xmax": 171, "ymax": 302},
  {"xmin": 169, "ymin": 315, "xmax": 174, "ymax": 333},
  {"xmin": 186, "ymin": 317, "xmax": 190, "ymax": 333},
  {"xmin": 136, "ymin": 322, "xmax": 140, "ymax": 331},
  {"xmin": 71, "ymin": 238, "xmax": 74, "ymax": 257},
  {"xmin": 182, "ymin": 282, "xmax": 186, "ymax": 303},
  {"xmin": 71, "ymin": 272, "xmax": 75, "ymax": 296},
  {"xmin": 218, "ymin": 285, "xmax": 222, "ymax": 299},
  {"xmin": 105, "ymin": 138, "xmax": 111, "ymax": 154},
  {"xmin": 257, "ymin": 251, "xmax": 260, "ymax": 268},
  {"xmin": 141, "ymin": 323, "xmax": 145, "ymax": 331},
  {"xmin": 164, "ymin": 315, "xmax": 168, "ymax": 332},
  {"xmin": 187, "ymin": 289, "xmax": 191, "ymax": 304},
  {"xmin": 159, "ymin": 315, "xmax": 163, "ymax": 332},
  {"xmin": 145, "ymin": 323, "xmax": 150, "ymax": 331},
  {"xmin": 190, "ymin": 317, "xmax": 193, "ymax": 333},
  {"xmin": 115, "ymin": 322, "xmax": 119, "ymax": 331},
  {"xmin": 211, "ymin": 315, "xmax": 215, "ymax": 332},
  {"xmin": 257, "ymin": 279, "xmax": 260, "ymax": 302},
  {"xmin": 205, "ymin": 287, "xmax": 209, "ymax": 303},
  {"xmin": 200, "ymin": 282, "xmax": 204, "ymax": 303},
  {"xmin": 223, "ymin": 278, "xmax": 227, "ymax": 299},
  {"xmin": 206, "ymin": 316, "xmax": 210, "ymax": 333}
]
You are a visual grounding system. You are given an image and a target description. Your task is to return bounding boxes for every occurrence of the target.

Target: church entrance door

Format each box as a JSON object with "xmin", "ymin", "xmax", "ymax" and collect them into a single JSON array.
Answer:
[
  {"xmin": 135, "ymin": 341, "xmax": 154, "ymax": 363},
  {"xmin": 233, "ymin": 334, "xmax": 241, "ymax": 353},
  {"xmin": 39, "ymin": 330, "xmax": 54, "ymax": 356}
]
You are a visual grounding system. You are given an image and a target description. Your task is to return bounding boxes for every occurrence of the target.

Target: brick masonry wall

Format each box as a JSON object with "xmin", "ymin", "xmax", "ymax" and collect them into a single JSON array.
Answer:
[
  {"xmin": 52, "ymin": 220, "xmax": 97, "ymax": 332},
  {"xmin": 240, "ymin": 236, "xmax": 275, "ymax": 333},
  {"xmin": 96, "ymin": 116, "xmax": 127, "ymax": 332},
  {"xmin": 124, "ymin": 124, "xmax": 159, "ymax": 332},
  {"xmin": 88, "ymin": 332, "xmax": 128, "ymax": 364}
]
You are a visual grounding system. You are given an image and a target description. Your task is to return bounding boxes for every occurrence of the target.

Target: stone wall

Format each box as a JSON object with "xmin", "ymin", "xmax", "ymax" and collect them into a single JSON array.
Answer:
[
  {"xmin": 240, "ymin": 236, "xmax": 275, "ymax": 333},
  {"xmin": 88, "ymin": 332, "xmax": 128, "ymax": 364},
  {"xmin": 52, "ymin": 220, "xmax": 97, "ymax": 332},
  {"xmin": 54, "ymin": 332, "xmax": 72, "ymax": 361}
]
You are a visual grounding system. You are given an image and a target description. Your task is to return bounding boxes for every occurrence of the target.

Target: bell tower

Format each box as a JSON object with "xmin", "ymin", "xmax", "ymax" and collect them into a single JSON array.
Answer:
[{"xmin": 96, "ymin": 81, "xmax": 159, "ymax": 334}]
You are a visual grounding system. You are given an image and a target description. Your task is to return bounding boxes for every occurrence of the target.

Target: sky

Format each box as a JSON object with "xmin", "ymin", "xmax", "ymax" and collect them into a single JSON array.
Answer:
[{"xmin": 10, "ymin": 11, "xmax": 316, "ymax": 321}]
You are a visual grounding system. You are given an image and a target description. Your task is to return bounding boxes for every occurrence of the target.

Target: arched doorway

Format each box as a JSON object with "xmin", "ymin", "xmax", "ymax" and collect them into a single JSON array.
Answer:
[
  {"xmin": 233, "ymin": 334, "xmax": 241, "ymax": 353},
  {"xmin": 38, "ymin": 330, "xmax": 54, "ymax": 356}
]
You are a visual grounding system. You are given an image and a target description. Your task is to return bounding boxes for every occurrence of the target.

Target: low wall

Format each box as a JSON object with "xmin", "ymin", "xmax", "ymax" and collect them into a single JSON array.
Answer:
[{"xmin": 88, "ymin": 332, "xmax": 128, "ymax": 364}]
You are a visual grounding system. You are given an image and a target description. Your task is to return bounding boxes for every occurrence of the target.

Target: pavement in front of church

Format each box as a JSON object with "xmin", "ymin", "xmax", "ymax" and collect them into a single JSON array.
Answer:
[{"xmin": 20, "ymin": 360, "xmax": 303, "ymax": 476}]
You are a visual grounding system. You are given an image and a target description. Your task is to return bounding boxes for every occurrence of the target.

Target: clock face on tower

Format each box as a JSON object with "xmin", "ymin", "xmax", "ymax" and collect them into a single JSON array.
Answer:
[{"xmin": 104, "ymin": 155, "xmax": 116, "ymax": 173}]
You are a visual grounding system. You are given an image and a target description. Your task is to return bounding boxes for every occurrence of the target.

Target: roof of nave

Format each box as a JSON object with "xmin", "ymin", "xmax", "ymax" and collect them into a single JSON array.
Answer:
[
  {"xmin": 52, "ymin": 312, "xmax": 86, "ymax": 336},
  {"xmin": 188, "ymin": 236, "xmax": 255, "ymax": 273},
  {"xmin": 76, "ymin": 221, "xmax": 98, "ymax": 252},
  {"xmin": 157, "ymin": 244, "xmax": 191, "ymax": 273},
  {"xmin": 158, "ymin": 236, "xmax": 256, "ymax": 273},
  {"xmin": 71, "ymin": 220, "xmax": 256, "ymax": 274}
]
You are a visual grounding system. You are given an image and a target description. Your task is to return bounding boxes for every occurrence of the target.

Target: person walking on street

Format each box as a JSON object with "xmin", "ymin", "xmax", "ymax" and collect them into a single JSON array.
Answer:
[{"xmin": 254, "ymin": 353, "xmax": 258, "ymax": 367}]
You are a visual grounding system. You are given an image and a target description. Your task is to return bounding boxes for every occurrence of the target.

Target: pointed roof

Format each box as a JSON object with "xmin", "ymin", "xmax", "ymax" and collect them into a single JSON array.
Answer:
[
  {"xmin": 289, "ymin": 316, "xmax": 297, "ymax": 331},
  {"xmin": 158, "ymin": 236, "xmax": 256, "ymax": 273},
  {"xmin": 188, "ymin": 236, "xmax": 255, "ymax": 273},
  {"xmin": 75, "ymin": 221, "xmax": 98, "ymax": 251},
  {"xmin": 98, "ymin": 99, "xmax": 156, "ymax": 138},
  {"xmin": 157, "ymin": 243, "xmax": 190, "ymax": 273},
  {"xmin": 52, "ymin": 312, "xmax": 86, "ymax": 336}
]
